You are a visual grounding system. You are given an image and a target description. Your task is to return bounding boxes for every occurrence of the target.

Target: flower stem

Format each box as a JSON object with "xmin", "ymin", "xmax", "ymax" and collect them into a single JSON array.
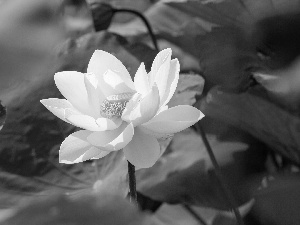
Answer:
[
  {"xmin": 183, "ymin": 205, "xmax": 208, "ymax": 225},
  {"xmin": 128, "ymin": 161, "xmax": 138, "ymax": 206},
  {"xmin": 196, "ymin": 122, "xmax": 244, "ymax": 225},
  {"xmin": 112, "ymin": 8, "xmax": 159, "ymax": 52}
]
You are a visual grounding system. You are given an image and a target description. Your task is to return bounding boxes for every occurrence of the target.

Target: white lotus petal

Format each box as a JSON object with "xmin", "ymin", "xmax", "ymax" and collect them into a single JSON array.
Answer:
[
  {"xmin": 54, "ymin": 71, "xmax": 94, "ymax": 116},
  {"xmin": 91, "ymin": 150, "xmax": 111, "ymax": 159},
  {"xmin": 65, "ymin": 111, "xmax": 101, "ymax": 131},
  {"xmin": 124, "ymin": 127, "xmax": 160, "ymax": 168},
  {"xmin": 87, "ymin": 122, "xmax": 134, "ymax": 151},
  {"xmin": 96, "ymin": 117, "xmax": 122, "ymax": 130},
  {"xmin": 149, "ymin": 48, "xmax": 172, "ymax": 87},
  {"xmin": 84, "ymin": 73, "xmax": 104, "ymax": 117},
  {"xmin": 98, "ymin": 69, "xmax": 135, "ymax": 97},
  {"xmin": 134, "ymin": 62, "xmax": 150, "ymax": 96},
  {"xmin": 159, "ymin": 59, "xmax": 180, "ymax": 107},
  {"xmin": 87, "ymin": 50, "xmax": 135, "ymax": 96},
  {"xmin": 59, "ymin": 130, "xmax": 93, "ymax": 163},
  {"xmin": 142, "ymin": 105, "xmax": 204, "ymax": 134},
  {"xmin": 82, "ymin": 146, "xmax": 110, "ymax": 161},
  {"xmin": 122, "ymin": 85, "xmax": 160, "ymax": 126},
  {"xmin": 40, "ymin": 98, "xmax": 75, "ymax": 123}
]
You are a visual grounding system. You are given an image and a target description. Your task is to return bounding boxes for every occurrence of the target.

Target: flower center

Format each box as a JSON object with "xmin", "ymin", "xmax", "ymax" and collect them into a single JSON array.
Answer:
[{"xmin": 100, "ymin": 92, "xmax": 134, "ymax": 119}]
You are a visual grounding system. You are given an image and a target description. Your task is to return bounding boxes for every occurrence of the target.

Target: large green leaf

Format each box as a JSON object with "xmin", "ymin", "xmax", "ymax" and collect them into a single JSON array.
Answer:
[
  {"xmin": 137, "ymin": 128, "xmax": 265, "ymax": 210},
  {"xmin": 164, "ymin": 0, "xmax": 300, "ymax": 91},
  {"xmin": 201, "ymin": 86, "xmax": 300, "ymax": 165},
  {"xmin": 0, "ymin": 150, "xmax": 128, "ymax": 208},
  {"xmin": 251, "ymin": 173, "xmax": 300, "ymax": 225},
  {"xmin": 197, "ymin": 26, "xmax": 260, "ymax": 91},
  {"xmin": 166, "ymin": 0, "xmax": 300, "ymax": 25},
  {"xmin": 253, "ymin": 59, "xmax": 300, "ymax": 113},
  {"xmin": 110, "ymin": 1, "xmax": 259, "ymax": 91},
  {"xmin": 168, "ymin": 74, "xmax": 204, "ymax": 107},
  {"xmin": 153, "ymin": 200, "xmax": 254, "ymax": 225},
  {"xmin": 112, "ymin": 0, "xmax": 300, "ymax": 92},
  {"xmin": 2, "ymin": 193, "xmax": 155, "ymax": 225}
]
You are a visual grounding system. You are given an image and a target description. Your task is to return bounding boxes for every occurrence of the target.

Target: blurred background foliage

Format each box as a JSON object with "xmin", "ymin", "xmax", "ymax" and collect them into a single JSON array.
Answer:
[{"xmin": 0, "ymin": 0, "xmax": 300, "ymax": 224}]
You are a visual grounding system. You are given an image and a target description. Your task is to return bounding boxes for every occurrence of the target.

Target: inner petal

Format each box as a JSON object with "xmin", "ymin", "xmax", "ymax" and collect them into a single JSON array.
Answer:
[
  {"xmin": 87, "ymin": 50, "xmax": 135, "ymax": 92},
  {"xmin": 122, "ymin": 85, "xmax": 160, "ymax": 127},
  {"xmin": 98, "ymin": 70, "xmax": 135, "ymax": 98},
  {"xmin": 84, "ymin": 73, "xmax": 102, "ymax": 118}
]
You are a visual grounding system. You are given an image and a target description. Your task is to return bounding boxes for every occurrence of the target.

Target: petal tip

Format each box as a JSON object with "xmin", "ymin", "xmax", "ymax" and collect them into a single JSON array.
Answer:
[
  {"xmin": 91, "ymin": 49, "xmax": 103, "ymax": 56},
  {"xmin": 90, "ymin": 50, "xmax": 115, "ymax": 64},
  {"xmin": 59, "ymin": 159, "xmax": 74, "ymax": 164},
  {"xmin": 54, "ymin": 71, "xmax": 69, "ymax": 80},
  {"xmin": 198, "ymin": 111, "xmax": 205, "ymax": 121},
  {"xmin": 171, "ymin": 58, "xmax": 179, "ymax": 64},
  {"xmin": 162, "ymin": 48, "xmax": 172, "ymax": 59},
  {"xmin": 156, "ymin": 48, "xmax": 172, "ymax": 61},
  {"xmin": 162, "ymin": 48, "xmax": 172, "ymax": 54}
]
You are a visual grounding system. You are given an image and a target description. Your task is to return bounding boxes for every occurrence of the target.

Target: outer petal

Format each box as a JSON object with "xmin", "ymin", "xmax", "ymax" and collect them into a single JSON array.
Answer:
[
  {"xmin": 141, "ymin": 105, "xmax": 204, "ymax": 134},
  {"xmin": 122, "ymin": 85, "xmax": 160, "ymax": 127},
  {"xmin": 87, "ymin": 122, "xmax": 134, "ymax": 151},
  {"xmin": 82, "ymin": 146, "xmax": 110, "ymax": 161},
  {"xmin": 41, "ymin": 98, "xmax": 117, "ymax": 132},
  {"xmin": 91, "ymin": 150, "xmax": 111, "ymax": 159},
  {"xmin": 149, "ymin": 48, "xmax": 172, "ymax": 87},
  {"xmin": 87, "ymin": 50, "xmax": 135, "ymax": 95},
  {"xmin": 139, "ymin": 126, "xmax": 173, "ymax": 139},
  {"xmin": 65, "ymin": 109, "xmax": 121, "ymax": 131},
  {"xmin": 40, "ymin": 98, "xmax": 76, "ymax": 123},
  {"xmin": 134, "ymin": 62, "xmax": 150, "ymax": 96},
  {"xmin": 159, "ymin": 59, "xmax": 180, "ymax": 107},
  {"xmin": 54, "ymin": 71, "xmax": 94, "ymax": 116},
  {"xmin": 123, "ymin": 127, "xmax": 160, "ymax": 168},
  {"xmin": 59, "ymin": 130, "xmax": 93, "ymax": 163}
]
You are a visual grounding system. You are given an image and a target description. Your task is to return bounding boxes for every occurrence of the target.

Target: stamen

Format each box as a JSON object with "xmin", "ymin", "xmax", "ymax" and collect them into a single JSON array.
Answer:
[{"xmin": 100, "ymin": 92, "xmax": 134, "ymax": 119}]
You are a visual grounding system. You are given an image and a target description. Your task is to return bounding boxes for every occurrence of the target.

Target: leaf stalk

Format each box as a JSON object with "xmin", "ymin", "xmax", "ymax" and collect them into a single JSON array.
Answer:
[
  {"xmin": 128, "ymin": 160, "xmax": 138, "ymax": 206},
  {"xmin": 196, "ymin": 122, "xmax": 244, "ymax": 225}
]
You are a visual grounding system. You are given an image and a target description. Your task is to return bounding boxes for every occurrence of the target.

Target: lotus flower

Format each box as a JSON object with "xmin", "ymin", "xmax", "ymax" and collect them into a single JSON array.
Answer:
[{"xmin": 41, "ymin": 49, "xmax": 204, "ymax": 168}]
